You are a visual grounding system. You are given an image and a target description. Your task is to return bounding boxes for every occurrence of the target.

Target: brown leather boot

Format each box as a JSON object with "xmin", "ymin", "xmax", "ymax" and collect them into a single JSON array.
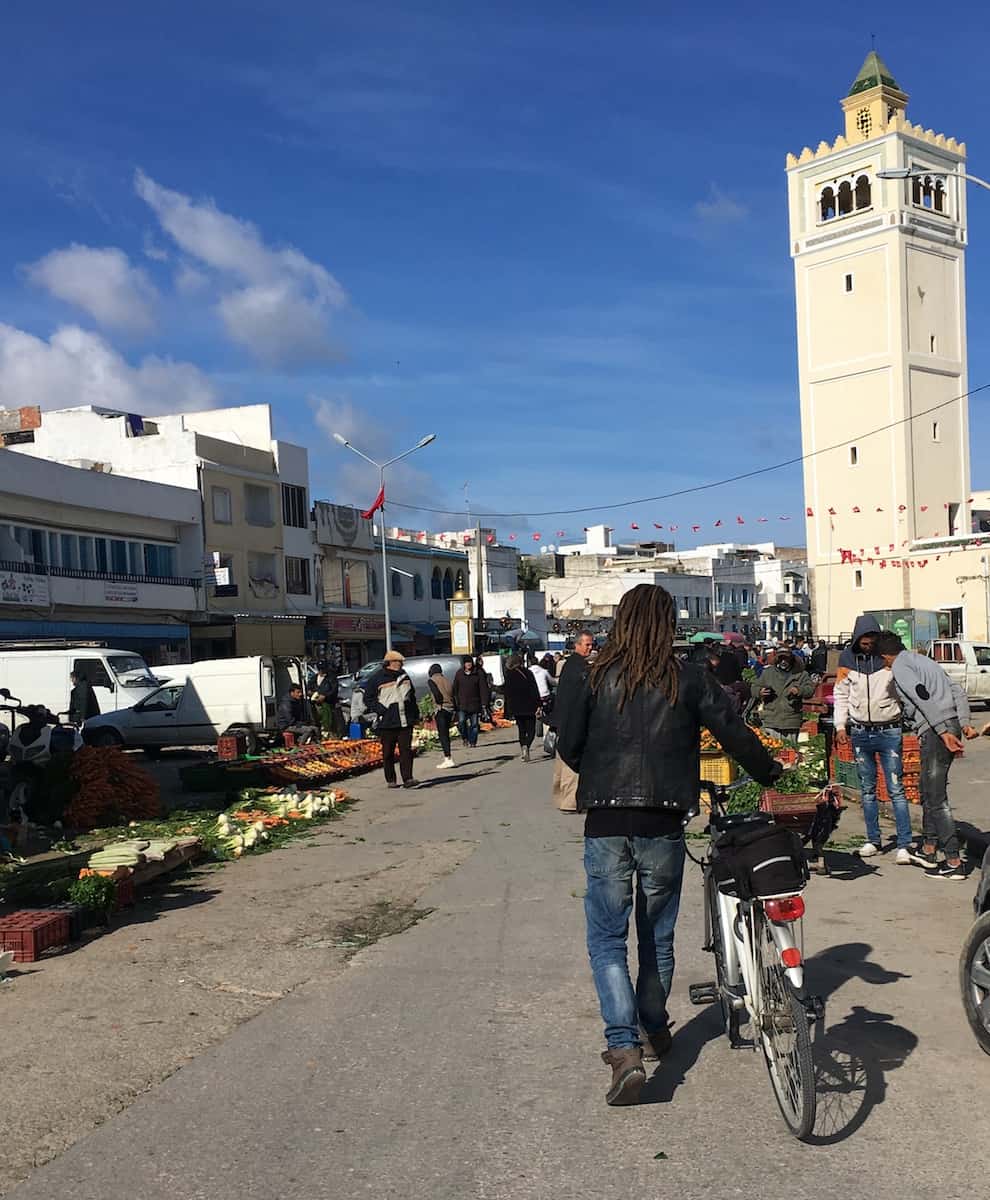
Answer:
[{"xmin": 601, "ymin": 1046, "xmax": 646, "ymax": 1106}]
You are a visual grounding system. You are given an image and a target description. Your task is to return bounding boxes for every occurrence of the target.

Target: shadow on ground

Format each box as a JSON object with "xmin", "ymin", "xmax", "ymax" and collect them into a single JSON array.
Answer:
[{"xmin": 641, "ymin": 941, "xmax": 918, "ymax": 1147}]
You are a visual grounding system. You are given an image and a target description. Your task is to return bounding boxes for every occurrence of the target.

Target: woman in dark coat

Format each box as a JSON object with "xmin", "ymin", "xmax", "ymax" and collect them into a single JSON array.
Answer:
[{"xmin": 502, "ymin": 653, "xmax": 542, "ymax": 761}]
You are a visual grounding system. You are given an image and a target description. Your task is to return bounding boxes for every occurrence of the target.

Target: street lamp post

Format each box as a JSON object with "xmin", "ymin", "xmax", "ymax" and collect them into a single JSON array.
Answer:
[
  {"xmin": 331, "ymin": 432, "xmax": 437, "ymax": 652},
  {"xmin": 876, "ymin": 166, "xmax": 990, "ymax": 193}
]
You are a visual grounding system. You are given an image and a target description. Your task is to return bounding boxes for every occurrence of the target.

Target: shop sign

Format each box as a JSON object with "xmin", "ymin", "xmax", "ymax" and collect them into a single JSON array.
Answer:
[
  {"xmin": 0, "ymin": 569, "xmax": 49, "ymax": 606},
  {"xmin": 326, "ymin": 613, "xmax": 386, "ymax": 636},
  {"xmin": 104, "ymin": 581, "xmax": 140, "ymax": 604}
]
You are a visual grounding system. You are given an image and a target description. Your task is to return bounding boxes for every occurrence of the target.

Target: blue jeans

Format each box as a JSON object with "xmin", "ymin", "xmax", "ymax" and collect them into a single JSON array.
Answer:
[
  {"xmin": 851, "ymin": 725, "xmax": 913, "ymax": 848},
  {"xmin": 457, "ymin": 710, "xmax": 479, "ymax": 747},
  {"xmin": 584, "ymin": 834, "xmax": 686, "ymax": 1049}
]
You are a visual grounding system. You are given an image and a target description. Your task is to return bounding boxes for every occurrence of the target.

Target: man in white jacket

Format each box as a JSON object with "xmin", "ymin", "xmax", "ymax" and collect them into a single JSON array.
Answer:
[{"xmin": 833, "ymin": 615, "xmax": 913, "ymax": 862}]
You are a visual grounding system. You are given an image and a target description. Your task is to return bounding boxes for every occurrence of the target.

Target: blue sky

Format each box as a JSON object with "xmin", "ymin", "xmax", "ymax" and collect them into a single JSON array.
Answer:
[{"xmin": 1, "ymin": 2, "xmax": 987, "ymax": 545}]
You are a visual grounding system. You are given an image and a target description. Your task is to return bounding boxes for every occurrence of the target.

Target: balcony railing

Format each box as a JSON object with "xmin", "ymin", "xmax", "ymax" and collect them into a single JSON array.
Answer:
[{"xmin": 0, "ymin": 559, "xmax": 199, "ymax": 588}]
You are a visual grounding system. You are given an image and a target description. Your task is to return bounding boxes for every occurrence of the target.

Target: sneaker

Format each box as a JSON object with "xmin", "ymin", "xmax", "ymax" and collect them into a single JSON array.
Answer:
[
  {"xmin": 895, "ymin": 847, "xmax": 912, "ymax": 865},
  {"xmin": 521, "ymin": 746, "xmax": 530, "ymax": 762},
  {"xmin": 857, "ymin": 842, "xmax": 881, "ymax": 858},
  {"xmin": 402, "ymin": 780, "xmax": 420, "ymax": 790},
  {"xmin": 601, "ymin": 1047, "xmax": 646, "ymax": 1106},
  {"xmin": 386, "ymin": 781, "xmax": 400, "ymax": 790},
  {"xmin": 640, "ymin": 1025, "xmax": 672, "ymax": 1061},
  {"xmin": 906, "ymin": 844, "xmax": 937, "ymax": 867},
  {"xmin": 436, "ymin": 757, "xmax": 455, "ymax": 769},
  {"xmin": 926, "ymin": 860, "xmax": 967, "ymax": 881}
]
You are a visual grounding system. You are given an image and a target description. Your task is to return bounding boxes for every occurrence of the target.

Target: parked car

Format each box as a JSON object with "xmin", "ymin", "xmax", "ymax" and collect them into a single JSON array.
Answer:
[
  {"xmin": 337, "ymin": 654, "xmax": 467, "ymax": 708},
  {"xmin": 0, "ymin": 646, "xmax": 162, "ymax": 720},
  {"xmin": 928, "ymin": 640, "xmax": 990, "ymax": 706},
  {"xmin": 83, "ymin": 655, "xmax": 303, "ymax": 754},
  {"xmin": 960, "ymin": 844, "xmax": 990, "ymax": 1054}
]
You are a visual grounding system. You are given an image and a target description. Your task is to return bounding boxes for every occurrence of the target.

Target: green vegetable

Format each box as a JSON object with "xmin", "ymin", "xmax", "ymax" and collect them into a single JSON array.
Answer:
[{"xmin": 68, "ymin": 874, "xmax": 118, "ymax": 916}]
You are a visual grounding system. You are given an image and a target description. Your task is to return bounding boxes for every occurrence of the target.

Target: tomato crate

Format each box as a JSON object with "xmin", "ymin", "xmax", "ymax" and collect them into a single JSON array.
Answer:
[
  {"xmin": 760, "ymin": 790, "xmax": 821, "ymax": 835},
  {"xmin": 25, "ymin": 904, "xmax": 85, "ymax": 942},
  {"xmin": 0, "ymin": 911, "xmax": 70, "ymax": 962},
  {"xmin": 217, "ymin": 733, "xmax": 248, "ymax": 762}
]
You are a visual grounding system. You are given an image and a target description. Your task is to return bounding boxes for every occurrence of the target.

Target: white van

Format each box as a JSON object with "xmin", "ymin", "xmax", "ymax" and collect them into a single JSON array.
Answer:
[
  {"xmin": 83, "ymin": 655, "xmax": 303, "ymax": 753},
  {"xmin": 0, "ymin": 647, "xmax": 161, "ymax": 719}
]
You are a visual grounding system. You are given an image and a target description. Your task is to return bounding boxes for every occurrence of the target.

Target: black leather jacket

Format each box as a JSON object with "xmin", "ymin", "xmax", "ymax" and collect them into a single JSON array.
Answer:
[{"xmin": 557, "ymin": 660, "xmax": 780, "ymax": 816}]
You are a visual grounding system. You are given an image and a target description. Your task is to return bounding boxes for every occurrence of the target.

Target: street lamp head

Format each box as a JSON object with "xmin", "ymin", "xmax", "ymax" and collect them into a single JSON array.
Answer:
[
  {"xmin": 876, "ymin": 168, "xmax": 913, "ymax": 180},
  {"xmin": 417, "ymin": 433, "xmax": 437, "ymax": 448},
  {"xmin": 332, "ymin": 432, "xmax": 349, "ymax": 447}
]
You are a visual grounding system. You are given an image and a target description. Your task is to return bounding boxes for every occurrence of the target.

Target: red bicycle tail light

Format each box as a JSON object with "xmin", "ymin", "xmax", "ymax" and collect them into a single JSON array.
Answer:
[
  {"xmin": 763, "ymin": 896, "xmax": 806, "ymax": 922},
  {"xmin": 781, "ymin": 947, "xmax": 802, "ymax": 969}
]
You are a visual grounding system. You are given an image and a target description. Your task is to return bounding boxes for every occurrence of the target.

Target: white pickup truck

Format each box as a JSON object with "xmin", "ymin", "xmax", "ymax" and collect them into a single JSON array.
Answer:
[{"xmin": 928, "ymin": 640, "xmax": 990, "ymax": 705}]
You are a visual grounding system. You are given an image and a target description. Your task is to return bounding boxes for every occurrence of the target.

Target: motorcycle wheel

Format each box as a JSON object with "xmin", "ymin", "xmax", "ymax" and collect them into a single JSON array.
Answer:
[{"xmin": 960, "ymin": 910, "xmax": 990, "ymax": 1055}]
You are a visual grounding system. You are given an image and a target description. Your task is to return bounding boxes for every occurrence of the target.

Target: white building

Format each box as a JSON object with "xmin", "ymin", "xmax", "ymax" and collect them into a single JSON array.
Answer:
[
  {"xmin": 787, "ymin": 51, "xmax": 990, "ymax": 641},
  {"xmin": 0, "ymin": 448, "xmax": 201, "ymax": 664},
  {"xmin": 8, "ymin": 404, "xmax": 318, "ymax": 657}
]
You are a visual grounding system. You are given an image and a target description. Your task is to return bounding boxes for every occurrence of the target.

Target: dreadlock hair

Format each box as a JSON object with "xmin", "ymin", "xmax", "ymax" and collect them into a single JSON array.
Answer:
[{"xmin": 588, "ymin": 583, "xmax": 680, "ymax": 709}]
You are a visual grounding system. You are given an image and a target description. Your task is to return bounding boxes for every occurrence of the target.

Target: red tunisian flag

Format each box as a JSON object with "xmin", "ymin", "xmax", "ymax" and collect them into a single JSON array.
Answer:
[
  {"xmin": 532, "ymin": 532, "xmax": 542, "ymax": 541},
  {"xmin": 361, "ymin": 485, "xmax": 385, "ymax": 519},
  {"xmin": 630, "ymin": 522, "xmax": 640, "ymax": 530}
]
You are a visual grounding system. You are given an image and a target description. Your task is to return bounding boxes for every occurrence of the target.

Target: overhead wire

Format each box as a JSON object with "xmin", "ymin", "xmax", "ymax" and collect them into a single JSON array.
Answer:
[{"xmin": 384, "ymin": 379, "xmax": 990, "ymax": 519}]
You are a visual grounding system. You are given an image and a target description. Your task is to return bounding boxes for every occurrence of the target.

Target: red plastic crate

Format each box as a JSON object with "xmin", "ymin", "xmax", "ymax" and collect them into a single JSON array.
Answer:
[
  {"xmin": 0, "ymin": 911, "xmax": 70, "ymax": 962},
  {"xmin": 217, "ymin": 733, "xmax": 247, "ymax": 762}
]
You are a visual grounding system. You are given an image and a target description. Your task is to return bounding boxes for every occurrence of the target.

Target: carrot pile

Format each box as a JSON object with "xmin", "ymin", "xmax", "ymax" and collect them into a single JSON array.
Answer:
[{"xmin": 65, "ymin": 747, "xmax": 162, "ymax": 830}]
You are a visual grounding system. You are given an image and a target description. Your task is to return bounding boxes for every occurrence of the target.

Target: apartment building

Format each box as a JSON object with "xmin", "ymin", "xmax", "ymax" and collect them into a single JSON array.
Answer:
[
  {"xmin": 0, "ymin": 446, "xmax": 201, "ymax": 664},
  {"xmin": 8, "ymin": 404, "xmax": 318, "ymax": 658}
]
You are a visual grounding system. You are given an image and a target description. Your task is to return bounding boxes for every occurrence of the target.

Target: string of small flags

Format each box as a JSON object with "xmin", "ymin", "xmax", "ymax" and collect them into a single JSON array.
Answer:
[{"xmin": 405, "ymin": 497, "xmax": 980, "ymax": 545}]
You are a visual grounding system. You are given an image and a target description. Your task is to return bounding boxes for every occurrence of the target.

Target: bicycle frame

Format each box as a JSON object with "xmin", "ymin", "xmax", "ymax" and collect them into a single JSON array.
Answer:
[{"xmin": 713, "ymin": 886, "xmax": 805, "ymax": 1014}]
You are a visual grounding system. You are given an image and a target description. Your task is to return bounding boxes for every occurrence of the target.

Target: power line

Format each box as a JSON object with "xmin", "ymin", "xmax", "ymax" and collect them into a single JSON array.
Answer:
[{"xmin": 386, "ymin": 380, "xmax": 990, "ymax": 519}]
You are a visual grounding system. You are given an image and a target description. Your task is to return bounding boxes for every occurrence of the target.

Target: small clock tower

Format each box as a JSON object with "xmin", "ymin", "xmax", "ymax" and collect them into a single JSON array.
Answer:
[{"xmin": 786, "ymin": 51, "xmax": 970, "ymax": 638}]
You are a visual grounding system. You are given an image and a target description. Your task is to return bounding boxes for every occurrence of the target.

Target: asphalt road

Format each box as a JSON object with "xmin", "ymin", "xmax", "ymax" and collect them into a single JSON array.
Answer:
[{"xmin": 11, "ymin": 732, "xmax": 990, "ymax": 1199}]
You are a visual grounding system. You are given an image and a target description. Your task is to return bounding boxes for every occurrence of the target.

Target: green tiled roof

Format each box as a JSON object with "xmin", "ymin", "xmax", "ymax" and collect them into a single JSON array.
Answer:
[{"xmin": 848, "ymin": 50, "xmax": 901, "ymax": 97}]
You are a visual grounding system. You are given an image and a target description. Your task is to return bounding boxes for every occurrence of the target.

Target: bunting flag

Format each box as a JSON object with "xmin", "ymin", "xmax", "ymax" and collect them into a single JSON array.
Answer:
[
  {"xmin": 486, "ymin": 533, "xmax": 495, "ymax": 544},
  {"xmin": 806, "ymin": 507, "xmax": 814, "ymax": 517},
  {"xmin": 691, "ymin": 525, "xmax": 701, "ymax": 532},
  {"xmin": 669, "ymin": 524, "xmax": 678, "ymax": 531},
  {"xmin": 462, "ymin": 534, "xmax": 471, "ymax": 545},
  {"xmin": 360, "ymin": 484, "xmax": 385, "ymax": 520},
  {"xmin": 509, "ymin": 534, "xmax": 517, "ymax": 541},
  {"xmin": 852, "ymin": 506, "xmax": 861, "ymax": 513},
  {"xmin": 532, "ymin": 532, "xmax": 541, "ymax": 541},
  {"xmin": 779, "ymin": 516, "xmax": 791, "ymax": 521},
  {"xmin": 736, "ymin": 516, "xmax": 745, "ymax": 524},
  {"xmin": 630, "ymin": 522, "xmax": 640, "ymax": 530},
  {"xmin": 653, "ymin": 522, "xmax": 664, "ymax": 529},
  {"xmin": 556, "ymin": 529, "xmax": 567, "ymax": 537},
  {"xmin": 714, "ymin": 519, "xmax": 723, "ymax": 528},
  {"xmin": 758, "ymin": 517, "xmax": 768, "ymax": 523},
  {"xmin": 416, "ymin": 531, "xmax": 427, "ymax": 542}
]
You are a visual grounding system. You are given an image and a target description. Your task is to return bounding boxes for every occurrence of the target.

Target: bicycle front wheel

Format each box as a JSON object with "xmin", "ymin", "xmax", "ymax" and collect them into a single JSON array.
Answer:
[{"xmin": 754, "ymin": 910, "xmax": 816, "ymax": 1139}]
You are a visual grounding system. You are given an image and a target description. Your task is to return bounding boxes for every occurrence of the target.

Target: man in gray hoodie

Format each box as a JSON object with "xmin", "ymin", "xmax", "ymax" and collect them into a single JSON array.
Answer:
[{"xmin": 877, "ymin": 632, "xmax": 978, "ymax": 880}]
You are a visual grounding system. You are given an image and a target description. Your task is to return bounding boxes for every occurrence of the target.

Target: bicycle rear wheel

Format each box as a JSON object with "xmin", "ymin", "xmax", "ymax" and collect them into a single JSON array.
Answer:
[
  {"xmin": 754, "ymin": 910, "xmax": 816, "ymax": 1139},
  {"xmin": 706, "ymin": 870, "xmax": 740, "ymax": 1045}
]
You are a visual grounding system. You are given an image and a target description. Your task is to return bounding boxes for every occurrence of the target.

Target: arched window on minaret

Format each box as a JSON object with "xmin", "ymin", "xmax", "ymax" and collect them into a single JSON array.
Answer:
[
  {"xmin": 934, "ymin": 179, "xmax": 946, "ymax": 213},
  {"xmin": 921, "ymin": 176, "xmax": 934, "ymax": 209},
  {"xmin": 912, "ymin": 176, "xmax": 923, "ymax": 205},
  {"xmin": 820, "ymin": 186, "xmax": 836, "ymax": 221},
  {"xmin": 837, "ymin": 180, "xmax": 854, "ymax": 215},
  {"xmin": 854, "ymin": 174, "xmax": 872, "ymax": 209}
]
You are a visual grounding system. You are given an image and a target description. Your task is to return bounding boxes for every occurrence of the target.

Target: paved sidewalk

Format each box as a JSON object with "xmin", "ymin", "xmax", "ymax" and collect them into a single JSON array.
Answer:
[{"xmin": 10, "ymin": 730, "xmax": 990, "ymax": 1200}]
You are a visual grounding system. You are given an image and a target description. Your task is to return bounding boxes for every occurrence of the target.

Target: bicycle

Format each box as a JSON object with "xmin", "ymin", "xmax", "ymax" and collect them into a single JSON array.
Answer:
[{"xmin": 689, "ymin": 780, "xmax": 825, "ymax": 1140}]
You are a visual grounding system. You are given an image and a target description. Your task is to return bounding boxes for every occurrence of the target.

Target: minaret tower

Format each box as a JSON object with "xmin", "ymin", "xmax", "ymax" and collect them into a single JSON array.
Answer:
[{"xmin": 786, "ymin": 51, "xmax": 969, "ymax": 638}]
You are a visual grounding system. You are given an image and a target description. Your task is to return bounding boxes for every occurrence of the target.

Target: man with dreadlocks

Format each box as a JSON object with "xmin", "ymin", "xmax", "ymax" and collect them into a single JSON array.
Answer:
[{"xmin": 557, "ymin": 584, "xmax": 782, "ymax": 1106}]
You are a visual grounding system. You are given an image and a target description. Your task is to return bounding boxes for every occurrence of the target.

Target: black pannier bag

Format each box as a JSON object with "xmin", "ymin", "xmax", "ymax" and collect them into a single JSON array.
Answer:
[{"xmin": 711, "ymin": 821, "xmax": 809, "ymax": 900}]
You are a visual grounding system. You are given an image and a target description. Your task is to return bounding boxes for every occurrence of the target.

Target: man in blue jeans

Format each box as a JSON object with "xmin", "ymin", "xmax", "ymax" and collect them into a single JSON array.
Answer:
[
  {"xmin": 833, "ymin": 615, "xmax": 913, "ymax": 862},
  {"xmin": 557, "ymin": 584, "xmax": 781, "ymax": 1106}
]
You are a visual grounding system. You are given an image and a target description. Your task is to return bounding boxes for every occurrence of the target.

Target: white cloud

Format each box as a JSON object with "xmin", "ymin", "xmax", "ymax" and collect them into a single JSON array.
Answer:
[
  {"xmin": 135, "ymin": 169, "xmax": 347, "ymax": 366},
  {"xmin": 694, "ymin": 185, "xmax": 748, "ymax": 225},
  {"xmin": 25, "ymin": 244, "xmax": 159, "ymax": 332},
  {"xmin": 142, "ymin": 233, "xmax": 169, "ymax": 262},
  {"xmin": 311, "ymin": 395, "xmax": 438, "ymax": 511},
  {"xmin": 174, "ymin": 262, "xmax": 209, "ymax": 294},
  {"xmin": 0, "ymin": 323, "xmax": 218, "ymax": 414}
]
